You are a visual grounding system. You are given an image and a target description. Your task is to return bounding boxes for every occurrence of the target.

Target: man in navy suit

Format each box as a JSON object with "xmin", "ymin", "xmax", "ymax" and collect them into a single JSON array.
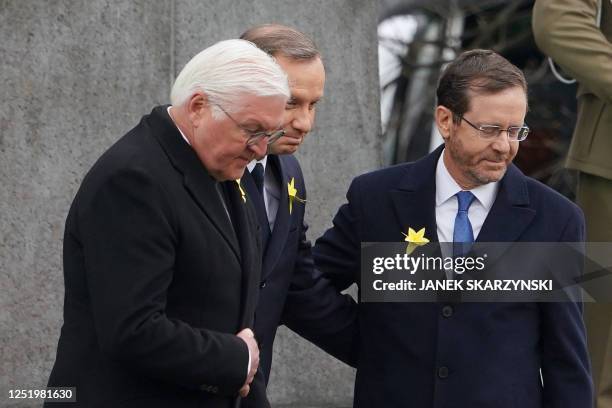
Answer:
[
  {"xmin": 238, "ymin": 25, "xmax": 358, "ymax": 407},
  {"xmin": 313, "ymin": 49, "xmax": 593, "ymax": 407}
]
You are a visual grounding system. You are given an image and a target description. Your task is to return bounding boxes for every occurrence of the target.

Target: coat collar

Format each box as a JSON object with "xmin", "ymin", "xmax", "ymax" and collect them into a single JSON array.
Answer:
[
  {"xmin": 222, "ymin": 180, "xmax": 261, "ymax": 328},
  {"xmin": 390, "ymin": 143, "xmax": 536, "ymax": 244},
  {"xmin": 476, "ymin": 163, "xmax": 535, "ymax": 243},
  {"xmin": 390, "ymin": 145, "xmax": 442, "ymax": 243},
  {"xmin": 147, "ymin": 105, "xmax": 241, "ymax": 261}
]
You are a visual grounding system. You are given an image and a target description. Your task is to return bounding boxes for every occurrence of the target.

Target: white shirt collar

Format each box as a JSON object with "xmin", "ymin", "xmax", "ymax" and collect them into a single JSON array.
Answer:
[
  {"xmin": 167, "ymin": 106, "xmax": 191, "ymax": 146},
  {"xmin": 435, "ymin": 148, "xmax": 498, "ymax": 211},
  {"xmin": 247, "ymin": 156, "xmax": 268, "ymax": 173}
]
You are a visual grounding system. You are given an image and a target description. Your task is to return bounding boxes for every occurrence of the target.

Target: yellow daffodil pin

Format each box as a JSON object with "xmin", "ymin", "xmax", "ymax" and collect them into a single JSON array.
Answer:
[
  {"xmin": 236, "ymin": 179, "xmax": 246, "ymax": 203},
  {"xmin": 287, "ymin": 177, "xmax": 306, "ymax": 214},
  {"xmin": 401, "ymin": 227, "xmax": 429, "ymax": 255}
]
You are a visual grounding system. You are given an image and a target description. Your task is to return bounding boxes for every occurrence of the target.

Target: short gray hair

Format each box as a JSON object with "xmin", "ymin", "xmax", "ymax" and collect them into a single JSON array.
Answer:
[
  {"xmin": 240, "ymin": 24, "xmax": 321, "ymax": 61},
  {"xmin": 170, "ymin": 39, "xmax": 289, "ymax": 116}
]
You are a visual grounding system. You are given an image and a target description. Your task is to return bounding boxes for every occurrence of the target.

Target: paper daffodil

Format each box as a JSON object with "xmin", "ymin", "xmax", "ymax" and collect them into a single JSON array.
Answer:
[
  {"xmin": 287, "ymin": 177, "xmax": 306, "ymax": 214},
  {"xmin": 401, "ymin": 227, "xmax": 430, "ymax": 255},
  {"xmin": 236, "ymin": 179, "xmax": 246, "ymax": 203}
]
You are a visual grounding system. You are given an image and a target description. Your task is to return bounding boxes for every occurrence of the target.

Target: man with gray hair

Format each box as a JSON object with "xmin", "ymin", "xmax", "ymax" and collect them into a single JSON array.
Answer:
[{"xmin": 45, "ymin": 39, "xmax": 289, "ymax": 408}]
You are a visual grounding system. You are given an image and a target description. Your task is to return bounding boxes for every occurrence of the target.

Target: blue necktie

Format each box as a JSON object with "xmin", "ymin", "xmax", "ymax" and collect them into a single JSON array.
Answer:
[{"xmin": 453, "ymin": 191, "xmax": 476, "ymax": 257}]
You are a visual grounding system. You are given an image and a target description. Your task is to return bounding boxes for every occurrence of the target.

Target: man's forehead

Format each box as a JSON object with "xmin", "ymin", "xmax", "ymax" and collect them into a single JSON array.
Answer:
[
  {"xmin": 285, "ymin": 68, "xmax": 325, "ymax": 102},
  {"xmin": 466, "ymin": 85, "xmax": 527, "ymax": 101},
  {"xmin": 465, "ymin": 87, "xmax": 527, "ymax": 111},
  {"xmin": 233, "ymin": 97, "xmax": 284, "ymax": 128},
  {"xmin": 289, "ymin": 85, "xmax": 324, "ymax": 100},
  {"xmin": 278, "ymin": 55, "xmax": 324, "ymax": 78}
]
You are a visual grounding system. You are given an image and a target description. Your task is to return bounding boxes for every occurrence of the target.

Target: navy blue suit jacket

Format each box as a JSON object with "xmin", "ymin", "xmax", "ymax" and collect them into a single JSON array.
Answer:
[
  {"xmin": 313, "ymin": 145, "xmax": 592, "ymax": 408},
  {"xmin": 241, "ymin": 154, "xmax": 357, "ymax": 407}
]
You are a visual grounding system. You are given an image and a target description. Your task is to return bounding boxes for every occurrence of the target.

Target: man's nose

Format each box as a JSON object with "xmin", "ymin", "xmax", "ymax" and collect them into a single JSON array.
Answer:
[
  {"xmin": 248, "ymin": 137, "xmax": 268, "ymax": 158},
  {"xmin": 291, "ymin": 109, "xmax": 313, "ymax": 135},
  {"xmin": 491, "ymin": 132, "xmax": 511, "ymax": 153}
]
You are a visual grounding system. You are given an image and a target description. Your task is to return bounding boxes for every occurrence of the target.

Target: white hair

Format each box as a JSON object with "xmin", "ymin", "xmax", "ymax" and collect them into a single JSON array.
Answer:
[{"xmin": 170, "ymin": 39, "xmax": 289, "ymax": 117}]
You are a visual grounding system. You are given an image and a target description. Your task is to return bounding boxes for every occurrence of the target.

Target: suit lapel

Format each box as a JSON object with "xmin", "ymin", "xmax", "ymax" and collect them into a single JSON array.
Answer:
[
  {"xmin": 468, "ymin": 164, "xmax": 536, "ymax": 272},
  {"xmin": 388, "ymin": 148, "xmax": 537, "ymax": 283},
  {"xmin": 224, "ymin": 180, "xmax": 261, "ymax": 328},
  {"xmin": 261, "ymin": 155, "xmax": 291, "ymax": 279},
  {"xmin": 148, "ymin": 106, "xmax": 241, "ymax": 262},
  {"xmin": 476, "ymin": 164, "xmax": 536, "ymax": 243},
  {"xmin": 390, "ymin": 146, "xmax": 442, "ymax": 244},
  {"xmin": 388, "ymin": 147, "xmax": 537, "ymax": 246},
  {"xmin": 241, "ymin": 169, "xmax": 270, "ymax": 246},
  {"xmin": 390, "ymin": 146, "xmax": 446, "ymax": 285}
]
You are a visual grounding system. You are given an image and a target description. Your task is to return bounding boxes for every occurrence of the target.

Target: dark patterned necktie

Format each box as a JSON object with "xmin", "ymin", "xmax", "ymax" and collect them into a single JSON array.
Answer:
[{"xmin": 250, "ymin": 163, "xmax": 271, "ymax": 249}]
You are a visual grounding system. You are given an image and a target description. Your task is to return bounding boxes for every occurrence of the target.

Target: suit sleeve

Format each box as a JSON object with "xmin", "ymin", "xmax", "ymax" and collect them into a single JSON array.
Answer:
[
  {"xmin": 283, "ymin": 178, "xmax": 365, "ymax": 367},
  {"xmin": 539, "ymin": 207, "xmax": 593, "ymax": 406},
  {"xmin": 281, "ymin": 217, "xmax": 359, "ymax": 366},
  {"xmin": 76, "ymin": 167, "xmax": 248, "ymax": 396},
  {"xmin": 532, "ymin": 0, "xmax": 612, "ymax": 103},
  {"xmin": 312, "ymin": 177, "xmax": 364, "ymax": 291}
]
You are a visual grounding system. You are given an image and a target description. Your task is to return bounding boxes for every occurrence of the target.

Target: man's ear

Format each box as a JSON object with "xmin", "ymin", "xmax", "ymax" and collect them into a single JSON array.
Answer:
[
  {"xmin": 187, "ymin": 92, "xmax": 209, "ymax": 127},
  {"xmin": 435, "ymin": 105, "xmax": 453, "ymax": 141}
]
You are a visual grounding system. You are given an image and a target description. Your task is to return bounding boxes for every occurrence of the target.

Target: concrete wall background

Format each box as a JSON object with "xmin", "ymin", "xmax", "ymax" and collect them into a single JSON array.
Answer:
[{"xmin": 0, "ymin": 1, "xmax": 381, "ymax": 407}]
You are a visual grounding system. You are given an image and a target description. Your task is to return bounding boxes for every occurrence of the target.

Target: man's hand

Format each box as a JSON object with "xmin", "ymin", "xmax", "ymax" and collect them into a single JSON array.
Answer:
[{"xmin": 236, "ymin": 328, "xmax": 259, "ymax": 397}]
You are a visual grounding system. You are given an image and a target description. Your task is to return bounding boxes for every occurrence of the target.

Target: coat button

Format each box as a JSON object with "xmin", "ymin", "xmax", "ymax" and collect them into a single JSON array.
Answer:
[
  {"xmin": 260, "ymin": 280, "xmax": 266, "ymax": 289},
  {"xmin": 442, "ymin": 305, "xmax": 454, "ymax": 318},
  {"xmin": 438, "ymin": 366, "xmax": 449, "ymax": 379}
]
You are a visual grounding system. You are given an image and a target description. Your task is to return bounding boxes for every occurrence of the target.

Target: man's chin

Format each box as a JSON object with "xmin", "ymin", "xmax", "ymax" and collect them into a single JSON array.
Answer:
[
  {"xmin": 270, "ymin": 145, "xmax": 299, "ymax": 155},
  {"xmin": 212, "ymin": 166, "xmax": 247, "ymax": 182},
  {"xmin": 474, "ymin": 168, "xmax": 507, "ymax": 185}
]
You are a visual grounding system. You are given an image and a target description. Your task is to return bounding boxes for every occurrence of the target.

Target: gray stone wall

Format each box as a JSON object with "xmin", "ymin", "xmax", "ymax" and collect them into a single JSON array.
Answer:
[{"xmin": 0, "ymin": 1, "xmax": 380, "ymax": 407}]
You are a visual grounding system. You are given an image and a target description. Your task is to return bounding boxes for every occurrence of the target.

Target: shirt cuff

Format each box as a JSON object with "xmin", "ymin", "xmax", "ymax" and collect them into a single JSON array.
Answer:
[{"xmin": 246, "ymin": 345, "xmax": 251, "ymax": 379}]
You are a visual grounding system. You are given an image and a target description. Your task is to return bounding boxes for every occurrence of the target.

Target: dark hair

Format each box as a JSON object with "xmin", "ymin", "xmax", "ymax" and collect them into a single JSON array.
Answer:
[
  {"xmin": 240, "ymin": 24, "xmax": 321, "ymax": 61},
  {"xmin": 436, "ymin": 49, "xmax": 527, "ymax": 123}
]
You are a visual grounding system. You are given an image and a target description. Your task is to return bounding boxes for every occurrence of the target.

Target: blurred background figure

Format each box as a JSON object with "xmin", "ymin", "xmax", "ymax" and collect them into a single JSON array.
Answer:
[
  {"xmin": 378, "ymin": 0, "xmax": 579, "ymax": 199},
  {"xmin": 533, "ymin": 0, "xmax": 612, "ymax": 407}
]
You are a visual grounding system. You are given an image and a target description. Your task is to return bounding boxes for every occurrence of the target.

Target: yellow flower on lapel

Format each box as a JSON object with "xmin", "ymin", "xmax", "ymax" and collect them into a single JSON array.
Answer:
[
  {"xmin": 401, "ymin": 227, "xmax": 429, "ymax": 255},
  {"xmin": 236, "ymin": 178, "xmax": 246, "ymax": 203},
  {"xmin": 287, "ymin": 177, "xmax": 306, "ymax": 214}
]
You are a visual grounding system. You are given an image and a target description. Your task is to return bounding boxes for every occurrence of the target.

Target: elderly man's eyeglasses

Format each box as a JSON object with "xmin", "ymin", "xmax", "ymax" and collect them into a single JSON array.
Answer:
[
  {"xmin": 215, "ymin": 104, "xmax": 285, "ymax": 146},
  {"xmin": 458, "ymin": 114, "xmax": 530, "ymax": 141}
]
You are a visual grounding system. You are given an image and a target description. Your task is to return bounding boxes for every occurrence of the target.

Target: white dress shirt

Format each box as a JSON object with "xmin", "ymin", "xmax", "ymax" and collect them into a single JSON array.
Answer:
[
  {"xmin": 247, "ymin": 156, "xmax": 280, "ymax": 231},
  {"xmin": 435, "ymin": 149, "xmax": 499, "ymax": 247}
]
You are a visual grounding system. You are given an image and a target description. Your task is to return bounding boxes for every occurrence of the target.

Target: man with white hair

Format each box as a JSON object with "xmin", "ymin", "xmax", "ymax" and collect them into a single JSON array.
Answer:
[{"xmin": 45, "ymin": 39, "xmax": 289, "ymax": 408}]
